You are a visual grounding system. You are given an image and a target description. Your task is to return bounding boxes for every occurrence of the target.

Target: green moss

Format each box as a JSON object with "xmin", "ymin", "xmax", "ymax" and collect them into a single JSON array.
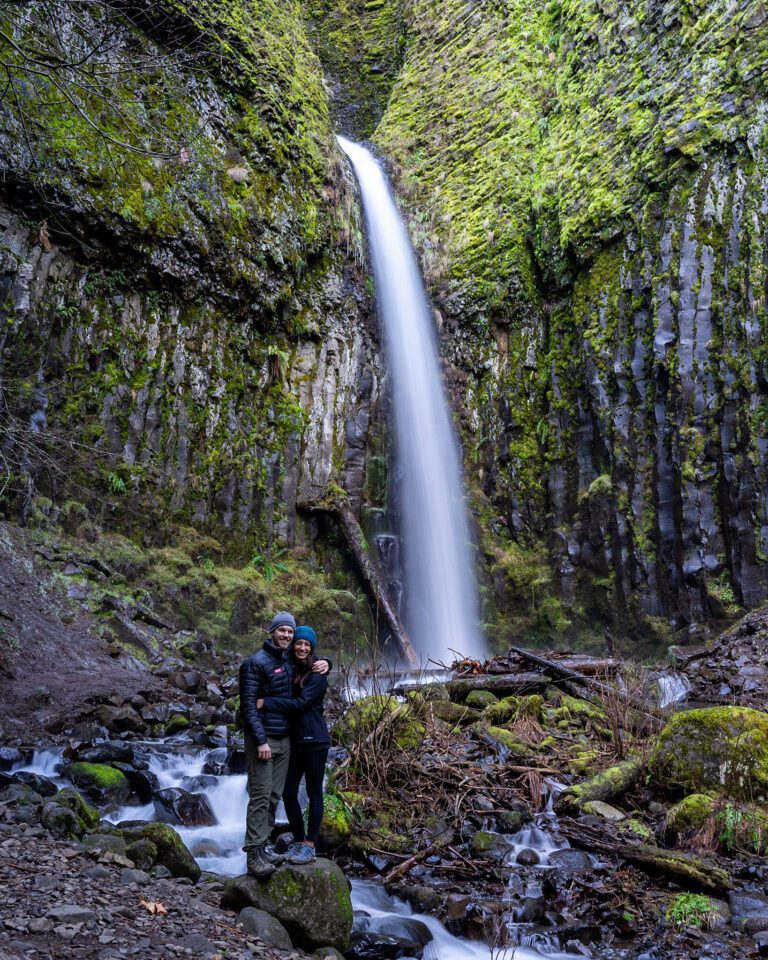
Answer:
[
  {"xmin": 651, "ymin": 707, "xmax": 768, "ymax": 801},
  {"xmin": 66, "ymin": 762, "xmax": 128, "ymax": 791},
  {"xmin": 482, "ymin": 696, "xmax": 518, "ymax": 725},
  {"xmin": 465, "ymin": 690, "xmax": 498, "ymax": 709},
  {"xmin": 485, "ymin": 726, "xmax": 531, "ymax": 755},
  {"xmin": 666, "ymin": 794, "xmax": 716, "ymax": 835},
  {"xmin": 335, "ymin": 694, "xmax": 425, "ymax": 750},
  {"xmin": 165, "ymin": 714, "xmax": 190, "ymax": 734}
]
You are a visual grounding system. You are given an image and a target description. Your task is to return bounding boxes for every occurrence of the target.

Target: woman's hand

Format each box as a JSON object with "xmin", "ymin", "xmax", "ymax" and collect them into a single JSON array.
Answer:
[
  {"xmin": 312, "ymin": 659, "xmax": 330, "ymax": 675},
  {"xmin": 256, "ymin": 698, "xmax": 264, "ymax": 709}
]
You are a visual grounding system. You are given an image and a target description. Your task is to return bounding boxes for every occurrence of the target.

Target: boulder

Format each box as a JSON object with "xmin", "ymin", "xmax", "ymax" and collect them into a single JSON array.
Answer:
[
  {"xmin": 95, "ymin": 704, "xmax": 146, "ymax": 734},
  {"xmin": 221, "ymin": 860, "xmax": 352, "ymax": 951},
  {"xmin": 665, "ymin": 794, "xmax": 716, "ymax": 835},
  {"xmin": 318, "ymin": 792, "xmax": 351, "ymax": 849},
  {"xmin": 74, "ymin": 741, "xmax": 134, "ymax": 765},
  {"xmin": 465, "ymin": 690, "xmax": 498, "ymax": 709},
  {"xmin": 11, "ymin": 772, "xmax": 57, "ymax": 797},
  {"xmin": 650, "ymin": 707, "xmax": 768, "ymax": 800},
  {"xmin": 237, "ymin": 907, "xmax": 292, "ymax": 949},
  {"xmin": 63, "ymin": 762, "xmax": 131, "ymax": 806},
  {"xmin": 0, "ymin": 746, "xmax": 24, "ymax": 770},
  {"xmin": 153, "ymin": 787, "xmax": 216, "ymax": 826},
  {"xmin": 119, "ymin": 822, "xmax": 200, "ymax": 881},
  {"xmin": 41, "ymin": 802, "xmax": 87, "ymax": 838}
]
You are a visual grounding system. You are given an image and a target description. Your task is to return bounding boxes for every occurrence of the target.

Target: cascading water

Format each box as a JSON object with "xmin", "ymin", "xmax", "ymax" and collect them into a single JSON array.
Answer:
[{"xmin": 338, "ymin": 137, "xmax": 485, "ymax": 665}]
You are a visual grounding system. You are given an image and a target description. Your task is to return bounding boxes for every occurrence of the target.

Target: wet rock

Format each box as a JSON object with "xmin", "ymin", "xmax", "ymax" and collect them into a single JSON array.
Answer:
[
  {"xmin": 469, "ymin": 830, "xmax": 510, "ymax": 860},
  {"xmin": 0, "ymin": 746, "xmax": 23, "ymax": 770},
  {"xmin": 582, "ymin": 801, "xmax": 626, "ymax": 821},
  {"xmin": 74, "ymin": 741, "xmax": 134, "ymax": 765},
  {"xmin": 516, "ymin": 847, "xmax": 540, "ymax": 865},
  {"xmin": 496, "ymin": 809, "xmax": 525, "ymax": 833},
  {"xmin": 221, "ymin": 860, "xmax": 352, "ymax": 951},
  {"xmin": 153, "ymin": 787, "xmax": 216, "ymax": 826},
  {"xmin": 126, "ymin": 837, "xmax": 158, "ymax": 870},
  {"xmin": 730, "ymin": 892, "xmax": 768, "ymax": 933},
  {"xmin": 237, "ymin": 907, "xmax": 293, "ymax": 949},
  {"xmin": 397, "ymin": 884, "xmax": 439, "ymax": 913},
  {"xmin": 350, "ymin": 915, "xmax": 432, "ymax": 958},
  {"xmin": 11, "ymin": 771, "xmax": 57, "ymax": 797},
  {"xmin": 549, "ymin": 849, "xmax": 593, "ymax": 876}
]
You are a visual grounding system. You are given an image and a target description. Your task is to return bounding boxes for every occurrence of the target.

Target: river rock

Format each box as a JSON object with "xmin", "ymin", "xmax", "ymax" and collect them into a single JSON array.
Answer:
[
  {"xmin": 397, "ymin": 884, "xmax": 440, "ymax": 913},
  {"xmin": 650, "ymin": 706, "xmax": 768, "ymax": 800},
  {"xmin": 153, "ymin": 787, "xmax": 216, "ymax": 826},
  {"xmin": 74, "ymin": 741, "xmax": 134, "ymax": 764},
  {"xmin": 119, "ymin": 822, "xmax": 201, "ymax": 882},
  {"xmin": 0, "ymin": 746, "xmax": 24, "ymax": 770},
  {"xmin": 11, "ymin": 771, "xmax": 57, "ymax": 797},
  {"xmin": 95, "ymin": 704, "xmax": 146, "ymax": 733},
  {"xmin": 730, "ymin": 893, "xmax": 768, "ymax": 933},
  {"xmin": 221, "ymin": 860, "xmax": 352, "ymax": 951},
  {"xmin": 63, "ymin": 762, "xmax": 131, "ymax": 805},
  {"xmin": 516, "ymin": 847, "xmax": 540, "ymax": 865},
  {"xmin": 237, "ymin": 907, "xmax": 292, "ymax": 949},
  {"xmin": 548, "ymin": 849, "xmax": 593, "ymax": 876}
]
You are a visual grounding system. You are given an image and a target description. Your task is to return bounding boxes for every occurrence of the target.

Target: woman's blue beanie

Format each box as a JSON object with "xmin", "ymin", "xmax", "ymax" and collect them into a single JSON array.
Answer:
[{"xmin": 294, "ymin": 625, "xmax": 317, "ymax": 650}]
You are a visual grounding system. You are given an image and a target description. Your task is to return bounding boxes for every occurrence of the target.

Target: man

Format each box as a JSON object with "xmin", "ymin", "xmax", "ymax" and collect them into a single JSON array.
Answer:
[{"xmin": 239, "ymin": 611, "xmax": 329, "ymax": 877}]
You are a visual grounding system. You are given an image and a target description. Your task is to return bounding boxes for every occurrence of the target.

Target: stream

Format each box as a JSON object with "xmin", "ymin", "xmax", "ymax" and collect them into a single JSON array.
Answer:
[{"xmin": 16, "ymin": 742, "xmax": 589, "ymax": 959}]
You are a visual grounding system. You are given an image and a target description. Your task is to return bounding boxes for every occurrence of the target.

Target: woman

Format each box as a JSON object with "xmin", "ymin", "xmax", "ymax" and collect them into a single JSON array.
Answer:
[{"xmin": 258, "ymin": 625, "xmax": 330, "ymax": 864}]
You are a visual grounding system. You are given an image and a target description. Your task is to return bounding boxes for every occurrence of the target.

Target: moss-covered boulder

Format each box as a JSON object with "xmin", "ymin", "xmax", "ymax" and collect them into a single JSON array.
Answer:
[
  {"xmin": 119, "ymin": 822, "xmax": 200, "ymax": 881},
  {"xmin": 318, "ymin": 792, "xmax": 352, "ymax": 849},
  {"xmin": 465, "ymin": 690, "xmax": 498, "ymax": 709},
  {"xmin": 484, "ymin": 726, "xmax": 532, "ymax": 755},
  {"xmin": 334, "ymin": 695, "xmax": 425, "ymax": 750},
  {"xmin": 666, "ymin": 795, "xmax": 717, "ymax": 835},
  {"xmin": 482, "ymin": 697, "xmax": 518, "ymax": 725},
  {"xmin": 221, "ymin": 860, "xmax": 352, "ymax": 951},
  {"xmin": 64, "ymin": 763, "xmax": 131, "ymax": 806},
  {"xmin": 41, "ymin": 802, "xmax": 87, "ymax": 839},
  {"xmin": 429, "ymin": 701, "xmax": 477, "ymax": 726},
  {"xmin": 54, "ymin": 787, "xmax": 100, "ymax": 827},
  {"xmin": 650, "ymin": 707, "xmax": 768, "ymax": 800}
]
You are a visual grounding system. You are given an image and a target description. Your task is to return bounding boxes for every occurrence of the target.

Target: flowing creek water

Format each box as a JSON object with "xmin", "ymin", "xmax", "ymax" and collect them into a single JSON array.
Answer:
[{"xmin": 15, "ymin": 744, "xmax": 588, "ymax": 959}]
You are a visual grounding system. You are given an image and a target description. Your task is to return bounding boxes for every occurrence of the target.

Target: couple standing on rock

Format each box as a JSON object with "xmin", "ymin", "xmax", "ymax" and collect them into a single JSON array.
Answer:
[{"xmin": 239, "ymin": 611, "xmax": 331, "ymax": 878}]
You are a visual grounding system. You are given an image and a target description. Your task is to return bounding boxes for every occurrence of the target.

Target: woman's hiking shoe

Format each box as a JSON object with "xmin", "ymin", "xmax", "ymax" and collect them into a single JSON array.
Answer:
[
  {"xmin": 246, "ymin": 846, "xmax": 277, "ymax": 878},
  {"xmin": 287, "ymin": 843, "xmax": 316, "ymax": 864}
]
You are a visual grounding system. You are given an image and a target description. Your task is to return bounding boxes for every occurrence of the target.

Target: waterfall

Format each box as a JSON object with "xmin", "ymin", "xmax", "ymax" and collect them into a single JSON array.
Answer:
[{"xmin": 338, "ymin": 136, "xmax": 485, "ymax": 664}]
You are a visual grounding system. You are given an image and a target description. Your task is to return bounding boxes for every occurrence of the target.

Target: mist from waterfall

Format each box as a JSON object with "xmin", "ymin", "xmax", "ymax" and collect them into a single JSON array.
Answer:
[{"xmin": 338, "ymin": 136, "xmax": 485, "ymax": 664}]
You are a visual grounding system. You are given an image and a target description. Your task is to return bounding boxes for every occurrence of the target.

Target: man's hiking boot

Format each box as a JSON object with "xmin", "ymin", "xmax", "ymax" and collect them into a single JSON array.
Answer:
[
  {"xmin": 287, "ymin": 842, "xmax": 316, "ymax": 864},
  {"xmin": 246, "ymin": 846, "xmax": 276, "ymax": 878},
  {"xmin": 263, "ymin": 844, "xmax": 285, "ymax": 864}
]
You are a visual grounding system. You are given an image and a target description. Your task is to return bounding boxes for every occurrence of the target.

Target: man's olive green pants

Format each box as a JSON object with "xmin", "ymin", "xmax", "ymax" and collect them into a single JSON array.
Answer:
[{"xmin": 243, "ymin": 733, "xmax": 291, "ymax": 849}]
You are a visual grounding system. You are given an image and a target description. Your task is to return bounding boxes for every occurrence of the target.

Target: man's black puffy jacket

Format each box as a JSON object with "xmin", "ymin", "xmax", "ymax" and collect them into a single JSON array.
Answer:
[{"xmin": 239, "ymin": 638, "xmax": 293, "ymax": 744}]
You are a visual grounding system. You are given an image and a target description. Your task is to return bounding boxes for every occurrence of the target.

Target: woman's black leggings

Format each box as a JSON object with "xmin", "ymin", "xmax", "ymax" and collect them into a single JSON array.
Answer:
[{"xmin": 282, "ymin": 747, "xmax": 328, "ymax": 844}]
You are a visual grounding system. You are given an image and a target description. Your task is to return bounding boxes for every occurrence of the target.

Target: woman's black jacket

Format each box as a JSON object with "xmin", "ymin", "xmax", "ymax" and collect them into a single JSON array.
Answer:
[{"xmin": 262, "ymin": 672, "xmax": 330, "ymax": 752}]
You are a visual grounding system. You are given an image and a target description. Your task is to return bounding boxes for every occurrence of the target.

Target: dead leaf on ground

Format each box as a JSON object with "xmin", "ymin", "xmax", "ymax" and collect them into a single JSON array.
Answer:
[{"xmin": 139, "ymin": 899, "xmax": 168, "ymax": 915}]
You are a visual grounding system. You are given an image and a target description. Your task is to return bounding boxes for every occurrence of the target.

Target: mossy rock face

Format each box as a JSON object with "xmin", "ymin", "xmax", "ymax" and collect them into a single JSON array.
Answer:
[
  {"xmin": 221, "ymin": 860, "xmax": 352, "ymax": 951},
  {"xmin": 318, "ymin": 792, "xmax": 352, "ymax": 849},
  {"xmin": 334, "ymin": 695, "xmax": 425, "ymax": 750},
  {"xmin": 120, "ymin": 822, "xmax": 200, "ymax": 881},
  {"xmin": 666, "ymin": 794, "xmax": 717, "ymax": 835},
  {"xmin": 465, "ymin": 690, "xmax": 498, "ymax": 709},
  {"xmin": 651, "ymin": 707, "xmax": 768, "ymax": 800},
  {"xmin": 64, "ymin": 763, "xmax": 131, "ymax": 806}
]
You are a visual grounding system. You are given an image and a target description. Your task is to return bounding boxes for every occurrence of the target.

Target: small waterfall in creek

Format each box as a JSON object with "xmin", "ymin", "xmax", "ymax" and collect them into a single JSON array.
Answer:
[{"xmin": 338, "ymin": 136, "xmax": 485, "ymax": 665}]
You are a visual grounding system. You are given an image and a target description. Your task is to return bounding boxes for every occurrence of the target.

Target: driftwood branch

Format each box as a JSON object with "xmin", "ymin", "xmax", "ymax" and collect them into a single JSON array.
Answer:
[
  {"xmin": 558, "ymin": 818, "xmax": 731, "ymax": 893},
  {"xmin": 299, "ymin": 489, "xmax": 418, "ymax": 667},
  {"xmin": 442, "ymin": 672, "xmax": 549, "ymax": 700}
]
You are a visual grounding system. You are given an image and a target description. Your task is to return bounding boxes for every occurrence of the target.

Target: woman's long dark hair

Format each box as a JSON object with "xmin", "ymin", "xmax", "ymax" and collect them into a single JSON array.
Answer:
[{"xmin": 293, "ymin": 651, "xmax": 316, "ymax": 690}]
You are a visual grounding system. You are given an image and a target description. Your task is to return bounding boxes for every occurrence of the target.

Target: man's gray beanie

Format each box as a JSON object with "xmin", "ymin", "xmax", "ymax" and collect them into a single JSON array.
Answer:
[{"xmin": 268, "ymin": 611, "xmax": 296, "ymax": 633}]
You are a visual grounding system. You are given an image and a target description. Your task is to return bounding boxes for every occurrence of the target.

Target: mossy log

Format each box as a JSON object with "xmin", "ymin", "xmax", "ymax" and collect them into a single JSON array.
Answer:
[
  {"xmin": 555, "ymin": 758, "xmax": 644, "ymax": 814},
  {"xmin": 510, "ymin": 646, "xmax": 664, "ymax": 730},
  {"xmin": 558, "ymin": 818, "xmax": 731, "ymax": 894},
  {"xmin": 299, "ymin": 490, "xmax": 417, "ymax": 667},
  {"xmin": 443, "ymin": 672, "xmax": 548, "ymax": 701}
]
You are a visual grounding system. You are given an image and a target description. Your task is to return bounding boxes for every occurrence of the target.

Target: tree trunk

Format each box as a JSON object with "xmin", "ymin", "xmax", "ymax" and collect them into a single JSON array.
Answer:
[
  {"xmin": 555, "ymin": 757, "xmax": 644, "ymax": 813},
  {"xmin": 299, "ymin": 490, "xmax": 418, "ymax": 667}
]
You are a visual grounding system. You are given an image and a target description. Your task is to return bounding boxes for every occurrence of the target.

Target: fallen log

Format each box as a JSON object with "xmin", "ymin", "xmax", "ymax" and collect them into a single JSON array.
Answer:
[
  {"xmin": 555, "ymin": 757, "xmax": 644, "ymax": 814},
  {"xmin": 558, "ymin": 818, "xmax": 731, "ymax": 894},
  {"xmin": 510, "ymin": 646, "xmax": 665, "ymax": 730},
  {"xmin": 444, "ymin": 672, "xmax": 549, "ymax": 701},
  {"xmin": 299, "ymin": 489, "xmax": 418, "ymax": 667}
]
